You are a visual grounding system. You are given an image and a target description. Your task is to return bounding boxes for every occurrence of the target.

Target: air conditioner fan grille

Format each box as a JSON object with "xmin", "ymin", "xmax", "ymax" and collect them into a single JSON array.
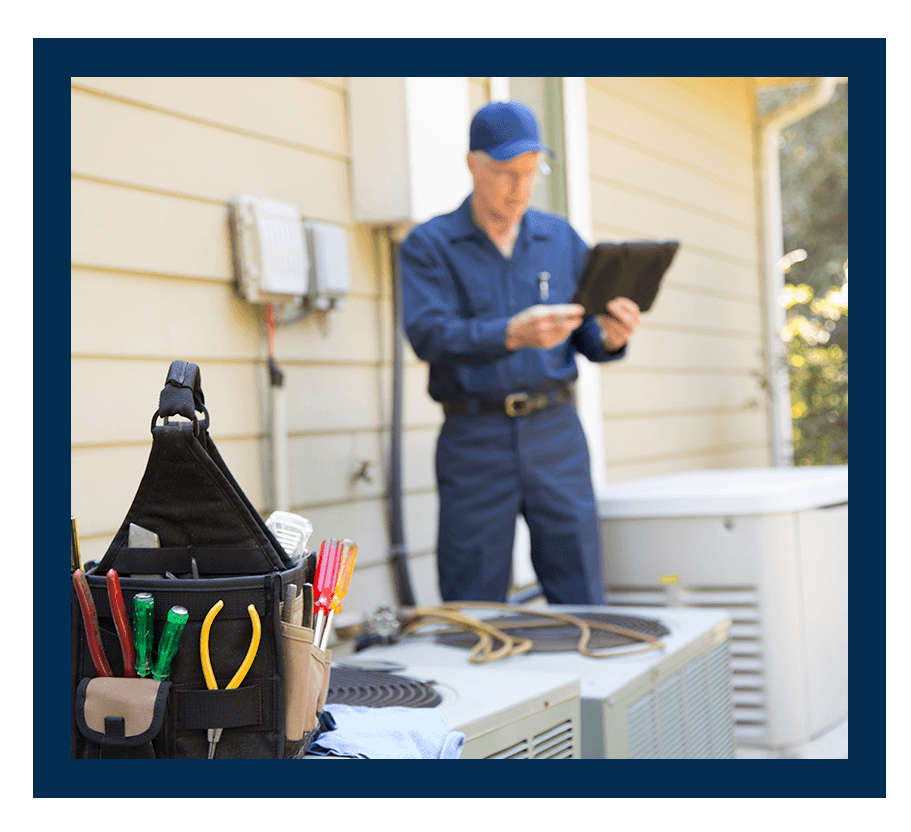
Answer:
[
  {"xmin": 325, "ymin": 667, "xmax": 442, "ymax": 708},
  {"xmin": 435, "ymin": 611, "xmax": 670, "ymax": 653}
]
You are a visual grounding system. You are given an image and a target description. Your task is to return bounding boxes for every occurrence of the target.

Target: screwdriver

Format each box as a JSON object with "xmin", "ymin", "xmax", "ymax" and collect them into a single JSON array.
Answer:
[
  {"xmin": 73, "ymin": 570, "xmax": 113, "ymax": 677},
  {"xmin": 312, "ymin": 539, "xmax": 342, "ymax": 648},
  {"xmin": 106, "ymin": 569, "xmax": 137, "ymax": 677},
  {"xmin": 152, "ymin": 606, "xmax": 189, "ymax": 681},
  {"xmin": 71, "ymin": 517, "xmax": 81, "ymax": 574},
  {"xmin": 319, "ymin": 539, "xmax": 357, "ymax": 651},
  {"xmin": 133, "ymin": 593, "xmax": 155, "ymax": 677}
]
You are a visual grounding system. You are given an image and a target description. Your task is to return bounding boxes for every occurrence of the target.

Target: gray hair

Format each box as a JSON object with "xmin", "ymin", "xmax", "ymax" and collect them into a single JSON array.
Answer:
[{"xmin": 470, "ymin": 149, "xmax": 550, "ymax": 175}]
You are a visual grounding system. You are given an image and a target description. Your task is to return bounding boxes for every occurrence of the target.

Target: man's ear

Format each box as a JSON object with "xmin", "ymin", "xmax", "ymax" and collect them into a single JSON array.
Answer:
[{"xmin": 466, "ymin": 152, "xmax": 482, "ymax": 188}]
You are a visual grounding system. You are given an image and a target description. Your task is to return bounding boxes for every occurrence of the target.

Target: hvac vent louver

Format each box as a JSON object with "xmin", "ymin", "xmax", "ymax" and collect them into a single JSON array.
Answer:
[
  {"xmin": 532, "ymin": 720, "xmax": 575, "ymax": 758},
  {"xmin": 606, "ymin": 585, "xmax": 763, "ymax": 744},
  {"xmin": 624, "ymin": 641, "xmax": 734, "ymax": 758},
  {"xmin": 485, "ymin": 719, "xmax": 575, "ymax": 759}
]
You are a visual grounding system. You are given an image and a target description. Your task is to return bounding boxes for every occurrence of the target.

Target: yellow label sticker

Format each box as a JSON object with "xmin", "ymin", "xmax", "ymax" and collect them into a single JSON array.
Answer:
[{"xmin": 659, "ymin": 574, "xmax": 679, "ymax": 585}]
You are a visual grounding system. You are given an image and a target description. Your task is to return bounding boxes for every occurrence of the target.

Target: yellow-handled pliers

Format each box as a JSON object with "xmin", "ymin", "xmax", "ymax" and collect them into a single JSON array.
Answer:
[{"xmin": 200, "ymin": 599, "xmax": 261, "ymax": 759}]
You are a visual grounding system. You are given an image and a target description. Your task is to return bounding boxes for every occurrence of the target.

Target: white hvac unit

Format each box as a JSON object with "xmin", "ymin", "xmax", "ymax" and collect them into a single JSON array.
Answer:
[
  {"xmin": 355, "ymin": 605, "xmax": 734, "ymax": 759},
  {"xmin": 348, "ymin": 77, "xmax": 472, "ymax": 226},
  {"xmin": 421, "ymin": 665, "xmax": 578, "ymax": 759},
  {"xmin": 598, "ymin": 465, "xmax": 848, "ymax": 759},
  {"xmin": 332, "ymin": 661, "xmax": 582, "ymax": 759}
]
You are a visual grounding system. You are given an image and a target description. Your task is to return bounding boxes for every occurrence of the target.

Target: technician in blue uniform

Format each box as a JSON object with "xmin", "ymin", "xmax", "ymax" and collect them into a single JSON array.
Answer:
[{"xmin": 399, "ymin": 100, "xmax": 640, "ymax": 605}]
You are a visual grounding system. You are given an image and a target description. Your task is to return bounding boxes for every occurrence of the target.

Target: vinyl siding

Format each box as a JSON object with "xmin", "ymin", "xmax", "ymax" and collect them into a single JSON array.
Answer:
[
  {"xmin": 586, "ymin": 77, "xmax": 770, "ymax": 483},
  {"xmin": 71, "ymin": 76, "xmax": 774, "ymax": 625},
  {"xmin": 70, "ymin": 76, "xmax": 443, "ymax": 622}
]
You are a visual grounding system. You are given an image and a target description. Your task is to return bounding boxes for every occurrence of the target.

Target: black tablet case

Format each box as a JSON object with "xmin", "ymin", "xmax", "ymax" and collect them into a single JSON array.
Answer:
[{"xmin": 573, "ymin": 241, "xmax": 679, "ymax": 316}]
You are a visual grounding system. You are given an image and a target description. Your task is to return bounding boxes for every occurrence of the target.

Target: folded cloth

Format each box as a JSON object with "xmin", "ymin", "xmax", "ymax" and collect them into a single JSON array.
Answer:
[{"xmin": 307, "ymin": 704, "xmax": 465, "ymax": 759}]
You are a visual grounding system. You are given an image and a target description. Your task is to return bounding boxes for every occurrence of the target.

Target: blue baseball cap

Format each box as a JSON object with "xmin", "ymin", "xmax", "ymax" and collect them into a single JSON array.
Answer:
[{"xmin": 469, "ymin": 100, "xmax": 554, "ymax": 161}]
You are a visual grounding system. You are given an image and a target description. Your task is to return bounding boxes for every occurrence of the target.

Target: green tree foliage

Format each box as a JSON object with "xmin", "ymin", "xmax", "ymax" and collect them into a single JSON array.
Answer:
[
  {"xmin": 780, "ymin": 283, "xmax": 848, "ymax": 465},
  {"xmin": 758, "ymin": 82, "xmax": 848, "ymax": 465}
]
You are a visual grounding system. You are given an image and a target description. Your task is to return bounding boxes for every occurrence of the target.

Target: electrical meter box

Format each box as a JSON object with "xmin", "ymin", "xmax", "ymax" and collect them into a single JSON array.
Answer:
[
  {"xmin": 229, "ymin": 195, "xmax": 309, "ymax": 304},
  {"xmin": 304, "ymin": 220, "xmax": 351, "ymax": 311},
  {"xmin": 348, "ymin": 77, "xmax": 472, "ymax": 226}
]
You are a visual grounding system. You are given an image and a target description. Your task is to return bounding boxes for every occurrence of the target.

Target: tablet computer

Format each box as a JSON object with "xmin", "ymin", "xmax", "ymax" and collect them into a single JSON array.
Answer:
[{"xmin": 573, "ymin": 241, "xmax": 679, "ymax": 317}]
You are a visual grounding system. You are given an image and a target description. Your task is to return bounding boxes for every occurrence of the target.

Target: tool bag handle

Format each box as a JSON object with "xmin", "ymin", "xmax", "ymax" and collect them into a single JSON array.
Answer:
[
  {"xmin": 95, "ymin": 359, "xmax": 296, "ymax": 576},
  {"xmin": 152, "ymin": 360, "xmax": 209, "ymax": 438}
]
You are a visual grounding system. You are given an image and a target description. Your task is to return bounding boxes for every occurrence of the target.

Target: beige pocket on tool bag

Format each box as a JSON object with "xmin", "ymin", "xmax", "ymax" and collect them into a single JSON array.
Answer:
[
  {"xmin": 75, "ymin": 677, "xmax": 172, "ymax": 759},
  {"xmin": 308, "ymin": 646, "xmax": 331, "ymax": 726},
  {"xmin": 281, "ymin": 621, "xmax": 315, "ymax": 744},
  {"xmin": 316, "ymin": 648, "xmax": 332, "ymax": 713}
]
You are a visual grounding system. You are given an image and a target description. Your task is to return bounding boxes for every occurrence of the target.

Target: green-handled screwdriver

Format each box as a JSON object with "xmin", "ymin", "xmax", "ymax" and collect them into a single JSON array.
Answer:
[
  {"xmin": 152, "ymin": 606, "xmax": 189, "ymax": 681},
  {"xmin": 133, "ymin": 593, "xmax": 155, "ymax": 677}
]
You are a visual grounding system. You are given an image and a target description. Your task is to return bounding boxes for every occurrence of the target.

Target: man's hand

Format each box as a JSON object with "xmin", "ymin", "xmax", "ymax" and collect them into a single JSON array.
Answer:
[
  {"xmin": 597, "ymin": 297, "xmax": 641, "ymax": 352},
  {"xmin": 505, "ymin": 303, "xmax": 585, "ymax": 351}
]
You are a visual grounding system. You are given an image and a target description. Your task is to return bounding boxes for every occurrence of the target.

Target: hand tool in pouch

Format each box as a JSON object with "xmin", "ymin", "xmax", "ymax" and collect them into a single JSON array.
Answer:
[
  {"xmin": 200, "ymin": 600, "xmax": 262, "ymax": 758},
  {"xmin": 71, "ymin": 517, "xmax": 81, "ymax": 574},
  {"xmin": 128, "ymin": 523, "xmax": 162, "ymax": 579},
  {"xmin": 73, "ymin": 570, "xmax": 113, "ymax": 678},
  {"xmin": 105, "ymin": 569, "xmax": 136, "ymax": 677},
  {"xmin": 132, "ymin": 593, "xmax": 155, "ymax": 677},
  {"xmin": 301, "ymin": 583, "xmax": 314, "ymax": 630},
  {"xmin": 319, "ymin": 539, "xmax": 357, "ymax": 651},
  {"xmin": 312, "ymin": 540, "xmax": 342, "ymax": 647},
  {"xmin": 266, "ymin": 511, "xmax": 313, "ymax": 562},
  {"xmin": 281, "ymin": 584, "xmax": 298, "ymax": 624},
  {"xmin": 152, "ymin": 606, "xmax": 189, "ymax": 681}
]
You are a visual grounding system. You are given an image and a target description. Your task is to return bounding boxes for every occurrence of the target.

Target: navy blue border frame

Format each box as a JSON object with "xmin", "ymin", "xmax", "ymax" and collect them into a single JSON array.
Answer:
[{"xmin": 38, "ymin": 37, "xmax": 883, "ymax": 799}]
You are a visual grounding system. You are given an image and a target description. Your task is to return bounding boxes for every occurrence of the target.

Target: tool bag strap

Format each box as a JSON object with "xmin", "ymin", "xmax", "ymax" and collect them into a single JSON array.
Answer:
[{"xmin": 153, "ymin": 360, "xmax": 209, "ymax": 439}]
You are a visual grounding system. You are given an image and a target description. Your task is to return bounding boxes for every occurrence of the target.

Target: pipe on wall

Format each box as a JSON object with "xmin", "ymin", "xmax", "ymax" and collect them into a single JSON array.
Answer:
[
  {"xmin": 758, "ymin": 78, "xmax": 840, "ymax": 467},
  {"xmin": 386, "ymin": 226, "xmax": 417, "ymax": 607}
]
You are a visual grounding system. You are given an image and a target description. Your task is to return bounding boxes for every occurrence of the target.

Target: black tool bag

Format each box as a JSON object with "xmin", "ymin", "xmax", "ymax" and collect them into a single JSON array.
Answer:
[{"xmin": 71, "ymin": 360, "xmax": 321, "ymax": 759}]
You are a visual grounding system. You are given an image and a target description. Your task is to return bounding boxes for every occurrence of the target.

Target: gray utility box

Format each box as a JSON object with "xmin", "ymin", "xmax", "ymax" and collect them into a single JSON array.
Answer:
[{"xmin": 598, "ymin": 465, "xmax": 848, "ymax": 758}]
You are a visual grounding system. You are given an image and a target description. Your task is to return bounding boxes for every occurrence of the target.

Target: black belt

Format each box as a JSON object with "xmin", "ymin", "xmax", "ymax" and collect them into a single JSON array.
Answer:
[{"xmin": 442, "ymin": 385, "xmax": 573, "ymax": 418}]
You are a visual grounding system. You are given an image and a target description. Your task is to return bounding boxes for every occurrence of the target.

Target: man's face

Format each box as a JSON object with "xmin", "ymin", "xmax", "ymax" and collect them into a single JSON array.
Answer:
[{"xmin": 468, "ymin": 151, "xmax": 540, "ymax": 228}]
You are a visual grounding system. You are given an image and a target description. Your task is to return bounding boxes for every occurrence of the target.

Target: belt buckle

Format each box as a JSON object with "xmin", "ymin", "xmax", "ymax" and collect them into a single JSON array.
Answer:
[{"xmin": 505, "ymin": 391, "xmax": 546, "ymax": 417}]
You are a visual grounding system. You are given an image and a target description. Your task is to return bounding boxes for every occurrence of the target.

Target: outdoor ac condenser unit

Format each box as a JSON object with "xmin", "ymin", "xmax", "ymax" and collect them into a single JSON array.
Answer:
[
  {"xmin": 355, "ymin": 605, "xmax": 734, "ymax": 759},
  {"xmin": 334, "ymin": 661, "xmax": 582, "ymax": 759},
  {"xmin": 598, "ymin": 466, "xmax": 848, "ymax": 759}
]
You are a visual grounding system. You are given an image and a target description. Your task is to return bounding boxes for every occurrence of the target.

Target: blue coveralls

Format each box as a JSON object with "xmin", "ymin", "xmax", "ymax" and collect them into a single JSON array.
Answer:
[{"xmin": 399, "ymin": 195, "xmax": 626, "ymax": 604}]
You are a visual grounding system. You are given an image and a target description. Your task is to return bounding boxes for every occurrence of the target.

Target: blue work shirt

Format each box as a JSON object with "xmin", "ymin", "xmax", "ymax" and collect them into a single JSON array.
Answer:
[{"xmin": 400, "ymin": 194, "xmax": 625, "ymax": 403}]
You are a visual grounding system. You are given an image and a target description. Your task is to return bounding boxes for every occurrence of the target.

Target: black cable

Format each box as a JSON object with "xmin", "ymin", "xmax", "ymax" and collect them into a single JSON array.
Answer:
[{"xmin": 388, "ymin": 232, "xmax": 416, "ymax": 607}]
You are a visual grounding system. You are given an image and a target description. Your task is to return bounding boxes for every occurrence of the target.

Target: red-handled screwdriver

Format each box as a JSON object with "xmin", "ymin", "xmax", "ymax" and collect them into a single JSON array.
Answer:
[
  {"xmin": 312, "ymin": 539, "xmax": 342, "ymax": 648},
  {"xmin": 106, "ymin": 569, "xmax": 137, "ymax": 677},
  {"xmin": 73, "ymin": 570, "xmax": 113, "ymax": 677},
  {"xmin": 319, "ymin": 539, "xmax": 357, "ymax": 651}
]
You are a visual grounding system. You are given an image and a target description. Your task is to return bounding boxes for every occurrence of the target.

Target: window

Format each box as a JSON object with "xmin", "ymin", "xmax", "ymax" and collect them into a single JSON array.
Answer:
[{"xmin": 507, "ymin": 77, "xmax": 568, "ymax": 217}]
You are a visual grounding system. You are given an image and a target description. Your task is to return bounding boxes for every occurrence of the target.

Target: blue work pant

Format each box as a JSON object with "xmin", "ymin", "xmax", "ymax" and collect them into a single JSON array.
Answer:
[{"xmin": 435, "ymin": 401, "xmax": 604, "ymax": 605}]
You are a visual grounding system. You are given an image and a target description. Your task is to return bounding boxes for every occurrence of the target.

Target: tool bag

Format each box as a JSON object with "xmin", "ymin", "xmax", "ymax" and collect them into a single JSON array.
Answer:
[{"xmin": 71, "ymin": 360, "xmax": 331, "ymax": 759}]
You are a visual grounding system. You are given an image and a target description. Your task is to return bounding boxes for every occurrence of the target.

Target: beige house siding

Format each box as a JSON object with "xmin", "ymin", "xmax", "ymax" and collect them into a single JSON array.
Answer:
[
  {"xmin": 71, "ymin": 75, "xmax": 776, "ymax": 624},
  {"xmin": 70, "ymin": 76, "xmax": 443, "ymax": 620},
  {"xmin": 586, "ymin": 77, "xmax": 771, "ymax": 484}
]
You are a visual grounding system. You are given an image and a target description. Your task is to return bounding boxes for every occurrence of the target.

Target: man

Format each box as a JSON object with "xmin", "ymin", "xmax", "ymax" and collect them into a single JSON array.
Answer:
[{"xmin": 399, "ymin": 100, "xmax": 640, "ymax": 604}]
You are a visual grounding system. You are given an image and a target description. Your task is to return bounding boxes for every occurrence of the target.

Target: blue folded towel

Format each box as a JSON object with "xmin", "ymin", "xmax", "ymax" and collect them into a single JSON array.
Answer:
[{"xmin": 307, "ymin": 704, "xmax": 465, "ymax": 759}]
